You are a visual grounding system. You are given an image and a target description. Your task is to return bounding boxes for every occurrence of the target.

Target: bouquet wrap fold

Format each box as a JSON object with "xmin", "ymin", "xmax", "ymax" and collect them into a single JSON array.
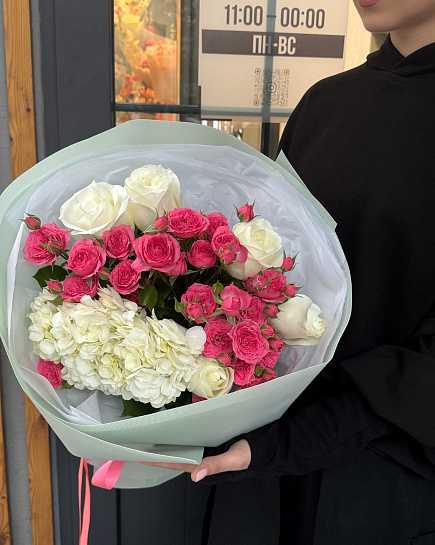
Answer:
[{"xmin": 0, "ymin": 120, "xmax": 351, "ymax": 488}]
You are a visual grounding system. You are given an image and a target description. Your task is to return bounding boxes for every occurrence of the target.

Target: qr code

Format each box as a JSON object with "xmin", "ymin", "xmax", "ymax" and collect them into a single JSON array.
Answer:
[{"xmin": 253, "ymin": 68, "xmax": 290, "ymax": 108}]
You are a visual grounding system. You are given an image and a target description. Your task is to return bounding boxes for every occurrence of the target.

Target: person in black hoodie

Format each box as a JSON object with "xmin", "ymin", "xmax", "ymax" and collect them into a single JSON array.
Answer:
[{"xmin": 144, "ymin": 1, "xmax": 435, "ymax": 543}]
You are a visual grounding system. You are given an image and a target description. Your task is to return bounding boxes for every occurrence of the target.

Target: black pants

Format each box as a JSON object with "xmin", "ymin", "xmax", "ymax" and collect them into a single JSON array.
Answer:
[{"xmin": 202, "ymin": 450, "xmax": 435, "ymax": 545}]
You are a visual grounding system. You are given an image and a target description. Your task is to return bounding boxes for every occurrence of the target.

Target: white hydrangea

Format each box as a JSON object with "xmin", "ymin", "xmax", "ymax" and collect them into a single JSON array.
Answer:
[
  {"xmin": 28, "ymin": 286, "xmax": 207, "ymax": 408},
  {"xmin": 28, "ymin": 288, "xmax": 62, "ymax": 363}
]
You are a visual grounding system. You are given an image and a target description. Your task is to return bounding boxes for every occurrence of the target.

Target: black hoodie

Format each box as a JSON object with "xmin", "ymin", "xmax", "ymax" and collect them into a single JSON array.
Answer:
[{"xmin": 202, "ymin": 36, "xmax": 435, "ymax": 545}]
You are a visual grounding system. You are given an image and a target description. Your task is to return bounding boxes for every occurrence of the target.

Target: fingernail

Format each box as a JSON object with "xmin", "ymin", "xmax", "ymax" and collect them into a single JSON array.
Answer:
[{"xmin": 195, "ymin": 469, "xmax": 208, "ymax": 482}]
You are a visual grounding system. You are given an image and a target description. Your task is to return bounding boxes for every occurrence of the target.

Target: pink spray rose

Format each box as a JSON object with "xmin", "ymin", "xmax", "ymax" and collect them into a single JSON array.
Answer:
[
  {"xmin": 24, "ymin": 215, "xmax": 41, "ymax": 230},
  {"xmin": 265, "ymin": 304, "xmax": 279, "ymax": 318},
  {"xmin": 109, "ymin": 260, "xmax": 141, "ymax": 294},
  {"xmin": 263, "ymin": 369, "xmax": 277, "ymax": 381},
  {"xmin": 168, "ymin": 208, "xmax": 209, "ymax": 239},
  {"xmin": 37, "ymin": 358, "xmax": 63, "ymax": 389},
  {"xmin": 281, "ymin": 256, "xmax": 294, "ymax": 272},
  {"xmin": 206, "ymin": 212, "xmax": 230, "ymax": 238},
  {"xmin": 102, "ymin": 224, "xmax": 135, "ymax": 260},
  {"xmin": 230, "ymin": 319, "xmax": 270, "ymax": 364},
  {"xmin": 285, "ymin": 284, "xmax": 297, "ymax": 297},
  {"xmin": 203, "ymin": 316, "xmax": 234, "ymax": 357},
  {"xmin": 181, "ymin": 283, "xmax": 218, "ymax": 323},
  {"xmin": 133, "ymin": 232, "xmax": 181, "ymax": 274},
  {"xmin": 167, "ymin": 252, "xmax": 187, "ymax": 277},
  {"xmin": 61, "ymin": 275, "xmax": 99, "ymax": 302},
  {"xmin": 233, "ymin": 358, "xmax": 256, "ymax": 386},
  {"xmin": 261, "ymin": 324, "xmax": 275, "ymax": 337},
  {"xmin": 239, "ymin": 296, "xmax": 267, "ymax": 326},
  {"xmin": 47, "ymin": 280, "xmax": 62, "ymax": 294},
  {"xmin": 155, "ymin": 216, "xmax": 169, "ymax": 231},
  {"xmin": 257, "ymin": 349, "xmax": 280, "ymax": 370},
  {"xmin": 187, "ymin": 240, "xmax": 217, "ymax": 268},
  {"xmin": 67, "ymin": 239, "xmax": 106, "ymax": 278},
  {"xmin": 269, "ymin": 335, "xmax": 285, "ymax": 352},
  {"xmin": 211, "ymin": 226, "xmax": 248, "ymax": 265},
  {"xmin": 237, "ymin": 203, "xmax": 254, "ymax": 222},
  {"xmin": 23, "ymin": 222, "xmax": 70, "ymax": 265},
  {"xmin": 220, "ymin": 283, "xmax": 252, "ymax": 317},
  {"xmin": 244, "ymin": 270, "xmax": 287, "ymax": 303}
]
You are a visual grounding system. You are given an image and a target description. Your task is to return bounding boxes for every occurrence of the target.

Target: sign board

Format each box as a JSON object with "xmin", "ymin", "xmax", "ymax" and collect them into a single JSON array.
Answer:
[{"xmin": 199, "ymin": 0, "xmax": 350, "ymax": 121}]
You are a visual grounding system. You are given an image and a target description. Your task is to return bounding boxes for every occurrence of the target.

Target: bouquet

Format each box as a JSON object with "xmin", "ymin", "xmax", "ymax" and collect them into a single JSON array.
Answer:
[
  {"xmin": 0, "ymin": 120, "xmax": 350, "ymax": 488},
  {"xmin": 24, "ymin": 169, "xmax": 327, "ymax": 414}
]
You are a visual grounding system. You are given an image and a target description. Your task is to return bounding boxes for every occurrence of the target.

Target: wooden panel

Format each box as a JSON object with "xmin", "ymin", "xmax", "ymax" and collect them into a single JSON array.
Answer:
[
  {"xmin": 3, "ymin": 0, "xmax": 37, "ymax": 178},
  {"xmin": 4, "ymin": 0, "xmax": 54, "ymax": 544},
  {"xmin": 24, "ymin": 397, "xmax": 54, "ymax": 545},
  {"xmin": 0, "ymin": 384, "xmax": 11, "ymax": 545}
]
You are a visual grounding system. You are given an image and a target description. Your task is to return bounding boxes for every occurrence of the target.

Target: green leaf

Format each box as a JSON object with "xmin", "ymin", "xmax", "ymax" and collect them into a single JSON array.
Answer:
[
  {"xmin": 121, "ymin": 399, "xmax": 160, "ymax": 417},
  {"xmin": 181, "ymin": 269, "xmax": 198, "ymax": 276},
  {"xmin": 165, "ymin": 389, "xmax": 192, "ymax": 410},
  {"xmin": 138, "ymin": 284, "xmax": 158, "ymax": 310},
  {"xmin": 157, "ymin": 284, "xmax": 172, "ymax": 307},
  {"xmin": 212, "ymin": 292, "xmax": 223, "ymax": 305},
  {"xmin": 212, "ymin": 281, "xmax": 224, "ymax": 296},
  {"xmin": 33, "ymin": 265, "xmax": 68, "ymax": 289},
  {"xmin": 174, "ymin": 298, "xmax": 185, "ymax": 314}
]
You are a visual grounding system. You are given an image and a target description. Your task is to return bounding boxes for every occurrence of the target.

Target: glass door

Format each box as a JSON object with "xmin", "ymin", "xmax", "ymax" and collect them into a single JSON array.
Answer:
[{"xmin": 112, "ymin": 0, "xmax": 381, "ymax": 157}]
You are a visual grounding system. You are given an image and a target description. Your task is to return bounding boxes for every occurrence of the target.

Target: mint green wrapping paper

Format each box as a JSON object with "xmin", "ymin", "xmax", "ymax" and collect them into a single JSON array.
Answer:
[{"xmin": 0, "ymin": 120, "xmax": 351, "ymax": 488}]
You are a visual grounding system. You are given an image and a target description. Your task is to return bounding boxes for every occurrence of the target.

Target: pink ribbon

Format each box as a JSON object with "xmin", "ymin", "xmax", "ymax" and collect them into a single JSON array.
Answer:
[
  {"xmin": 78, "ymin": 459, "xmax": 91, "ymax": 545},
  {"xmin": 78, "ymin": 459, "xmax": 124, "ymax": 545},
  {"xmin": 91, "ymin": 459, "xmax": 125, "ymax": 490}
]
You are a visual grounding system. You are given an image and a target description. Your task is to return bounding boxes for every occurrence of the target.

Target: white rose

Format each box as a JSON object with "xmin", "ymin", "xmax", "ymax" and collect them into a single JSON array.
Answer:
[
  {"xmin": 226, "ymin": 218, "xmax": 284, "ymax": 280},
  {"xmin": 124, "ymin": 164, "xmax": 182, "ymax": 231},
  {"xmin": 271, "ymin": 294, "xmax": 328, "ymax": 345},
  {"xmin": 59, "ymin": 181, "xmax": 133, "ymax": 238},
  {"xmin": 188, "ymin": 355, "xmax": 234, "ymax": 399}
]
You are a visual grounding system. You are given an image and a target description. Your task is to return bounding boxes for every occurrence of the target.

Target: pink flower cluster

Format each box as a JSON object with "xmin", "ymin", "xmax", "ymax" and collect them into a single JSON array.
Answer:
[
  {"xmin": 23, "ymin": 200, "xmax": 296, "ymax": 396},
  {"xmin": 179, "ymin": 281, "xmax": 285, "ymax": 388},
  {"xmin": 133, "ymin": 207, "xmax": 249, "ymax": 273}
]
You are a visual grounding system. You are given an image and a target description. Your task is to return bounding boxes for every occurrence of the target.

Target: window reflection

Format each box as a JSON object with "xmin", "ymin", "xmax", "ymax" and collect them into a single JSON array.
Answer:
[{"xmin": 114, "ymin": 0, "xmax": 180, "ymax": 106}]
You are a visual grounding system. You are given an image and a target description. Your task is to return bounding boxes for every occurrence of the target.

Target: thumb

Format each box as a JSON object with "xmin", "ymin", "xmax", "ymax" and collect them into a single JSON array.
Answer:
[{"xmin": 191, "ymin": 439, "xmax": 251, "ymax": 483}]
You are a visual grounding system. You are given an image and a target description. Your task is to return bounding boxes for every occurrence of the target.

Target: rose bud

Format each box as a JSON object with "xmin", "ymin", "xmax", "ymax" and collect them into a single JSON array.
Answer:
[
  {"xmin": 155, "ymin": 215, "xmax": 169, "ymax": 231},
  {"xmin": 186, "ymin": 302, "xmax": 206, "ymax": 322},
  {"xmin": 285, "ymin": 284, "xmax": 297, "ymax": 297},
  {"xmin": 237, "ymin": 203, "xmax": 254, "ymax": 222},
  {"xmin": 261, "ymin": 324, "xmax": 274, "ymax": 337},
  {"xmin": 47, "ymin": 280, "xmax": 62, "ymax": 294},
  {"xmin": 24, "ymin": 215, "xmax": 41, "ymax": 230},
  {"xmin": 269, "ymin": 336, "xmax": 285, "ymax": 352},
  {"xmin": 263, "ymin": 369, "xmax": 277, "ymax": 381},
  {"xmin": 281, "ymin": 256, "xmax": 294, "ymax": 271},
  {"xmin": 265, "ymin": 304, "xmax": 279, "ymax": 318}
]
